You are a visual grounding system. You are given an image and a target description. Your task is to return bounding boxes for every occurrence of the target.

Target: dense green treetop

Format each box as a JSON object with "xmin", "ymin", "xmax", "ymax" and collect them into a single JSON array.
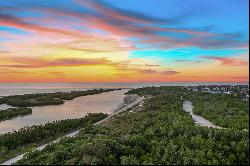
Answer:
[
  {"xmin": 0, "ymin": 89, "xmax": 120, "ymax": 107},
  {"xmin": 0, "ymin": 113, "xmax": 108, "ymax": 163},
  {"xmin": 0, "ymin": 108, "xmax": 32, "ymax": 121},
  {"xmin": 15, "ymin": 91, "xmax": 249, "ymax": 165}
]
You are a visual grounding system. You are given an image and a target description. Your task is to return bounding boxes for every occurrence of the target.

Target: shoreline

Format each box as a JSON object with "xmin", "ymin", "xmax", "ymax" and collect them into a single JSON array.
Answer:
[
  {"xmin": 0, "ymin": 89, "xmax": 127, "ymax": 135},
  {"xmin": 95, "ymin": 94, "xmax": 143, "ymax": 125},
  {"xmin": 1, "ymin": 94, "xmax": 144, "ymax": 165}
]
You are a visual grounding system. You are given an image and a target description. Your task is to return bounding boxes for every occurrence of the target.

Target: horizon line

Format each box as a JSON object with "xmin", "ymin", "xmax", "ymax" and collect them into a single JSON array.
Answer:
[{"xmin": 0, "ymin": 81, "xmax": 249, "ymax": 84}]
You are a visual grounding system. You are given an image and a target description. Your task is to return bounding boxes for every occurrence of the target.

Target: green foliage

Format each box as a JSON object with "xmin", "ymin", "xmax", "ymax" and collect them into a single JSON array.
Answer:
[
  {"xmin": 15, "ymin": 92, "xmax": 249, "ymax": 165},
  {"xmin": 128, "ymin": 86, "xmax": 249, "ymax": 130},
  {"xmin": 126, "ymin": 86, "xmax": 185, "ymax": 96},
  {"xmin": 0, "ymin": 113, "xmax": 108, "ymax": 163},
  {"xmin": 0, "ymin": 108, "xmax": 32, "ymax": 121},
  {"xmin": 183, "ymin": 91, "xmax": 249, "ymax": 130}
]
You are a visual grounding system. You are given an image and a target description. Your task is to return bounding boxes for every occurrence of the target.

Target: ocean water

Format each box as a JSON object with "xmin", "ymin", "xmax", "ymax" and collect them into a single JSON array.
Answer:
[{"xmin": 0, "ymin": 82, "xmax": 246, "ymax": 96}]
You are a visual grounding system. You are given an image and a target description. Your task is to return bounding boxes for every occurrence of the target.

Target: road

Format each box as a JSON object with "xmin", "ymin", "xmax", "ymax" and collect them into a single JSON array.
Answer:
[{"xmin": 1, "ymin": 95, "xmax": 144, "ymax": 165}]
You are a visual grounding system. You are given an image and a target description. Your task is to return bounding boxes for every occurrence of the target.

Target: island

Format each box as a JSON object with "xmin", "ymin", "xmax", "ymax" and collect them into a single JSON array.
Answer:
[
  {"xmin": 0, "ymin": 108, "xmax": 32, "ymax": 121},
  {"xmin": 0, "ymin": 88, "xmax": 121, "ymax": 107}
]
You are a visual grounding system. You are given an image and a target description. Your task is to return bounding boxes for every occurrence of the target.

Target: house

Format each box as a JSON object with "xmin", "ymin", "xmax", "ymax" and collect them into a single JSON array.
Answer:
[{"xmin": 201, "ymin": 87, "xmax": 210, "ymax": 92}]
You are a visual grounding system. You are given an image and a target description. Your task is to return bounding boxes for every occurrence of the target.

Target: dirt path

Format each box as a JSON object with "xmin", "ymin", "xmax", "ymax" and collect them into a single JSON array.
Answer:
[{"xmin": 183, "ymin": 101, "xmax": 223, "ymax": 129}]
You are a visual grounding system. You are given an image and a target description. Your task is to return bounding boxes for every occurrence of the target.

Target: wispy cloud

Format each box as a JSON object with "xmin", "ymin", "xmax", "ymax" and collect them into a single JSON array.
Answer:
[
  {"xmin": 1, "ymin": 0, "xmax": 247, "ymax": 50},
  {"xmin": 0, "ymin": 0, "xmax": 248, "ymax": 82},
  {"xmin": 175, "ymin": 59, "xmax": 202, "ymax": 64},
  {"xmin": 136, "ymin": 69, "xmax": 180, "ymax": 75},
  {"xmin": 162, "ymin": 70, "xmax": 180, "ymax": 75},
  {"xmin": 1, "ymin": 57, "xmax": 111, "ymax": 68},
  {"xmin": 145, "ymin": 64, "xmax": 160, "ymax": 67},
  {"xmin": 201, "ymin": 56, "xmax": 249, "ymax": 66},
  {"xmin": 0, "ymin": 14, "xmax": 83, "ymax": 37},
  {"xmin": 137, "ymin": 69, "xmax": 158, "ymax": 74}
]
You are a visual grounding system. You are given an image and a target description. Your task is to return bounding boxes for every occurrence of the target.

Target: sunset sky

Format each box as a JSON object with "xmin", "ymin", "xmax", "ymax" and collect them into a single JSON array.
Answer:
[{"xmin": 0, "ymin": 0, "xmax": 249, "ymax": 83}]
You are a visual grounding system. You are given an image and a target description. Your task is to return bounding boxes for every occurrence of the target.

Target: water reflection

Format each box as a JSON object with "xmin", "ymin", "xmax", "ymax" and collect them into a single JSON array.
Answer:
[
  {"xmin": 0, "ymin": 104, "xmax": 14, "ymax": 110},
  {"xmin": 0, "ymin": 90, "xmax": 128, "ymax": 134}
]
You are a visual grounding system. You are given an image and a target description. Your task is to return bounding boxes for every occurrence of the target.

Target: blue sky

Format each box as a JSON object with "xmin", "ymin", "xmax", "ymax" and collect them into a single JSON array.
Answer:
[
  {"xmin": 0, "ymin": 0, "xmax": 249, "ymax": 82},
  {"xmin": 102, "ymin": 0, "xmax": 249, "ymax": 61},
  {"xmin": 105, "ymin": 0, "xmax": 249, "ymax": 33}
]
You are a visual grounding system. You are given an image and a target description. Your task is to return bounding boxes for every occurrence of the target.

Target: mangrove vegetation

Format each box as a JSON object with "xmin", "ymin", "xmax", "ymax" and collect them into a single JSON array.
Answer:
[
  {"xmin": 14, "ymin": 87, "xmax": 249, "ymax": 165},
  {"xmin": 0, "ymin": 108, "xmax": 32, "ymax": 121},
  {"xmin": 0, "ymin": 113, "xmax": 108, "ymax": 163},
  {"xmin": 0, "ymin": 89, "xmax": 120, "ymax": 107}
]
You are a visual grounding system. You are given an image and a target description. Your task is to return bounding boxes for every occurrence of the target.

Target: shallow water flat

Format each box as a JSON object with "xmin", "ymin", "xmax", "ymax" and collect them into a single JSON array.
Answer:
[{"xmin": 0, "ymin": 90, "xmax": 128, "ymax": 134}]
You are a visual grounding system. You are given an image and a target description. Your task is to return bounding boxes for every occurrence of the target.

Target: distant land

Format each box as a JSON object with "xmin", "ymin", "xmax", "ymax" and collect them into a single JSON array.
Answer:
[{"xmin": 0, "ymin": 82, "xmax": 248, "ymax": 95}]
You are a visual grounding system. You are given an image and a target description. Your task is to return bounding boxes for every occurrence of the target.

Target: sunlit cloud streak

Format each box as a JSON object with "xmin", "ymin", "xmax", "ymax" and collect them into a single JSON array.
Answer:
[
  {"xmin": 201, "ymin": 56, "xmax": 249, "ymax": 66},
  {"xmin": 175, "ymin": 59, "xmax": 202, "ymax": 64},
  {"xmin": 162, "ymin": 70, "xmax": 180, "ymax": 75},
  {"xmin": 1, "ymin": 1, "xmax": 248, "ymax": 49},
  {"xmin": 0, "ymin": 57, "xmax": 112, "ymax": 68},
  {"xmin": 0, "ymin": 0, "xmax": 248, "ymax": 82}
]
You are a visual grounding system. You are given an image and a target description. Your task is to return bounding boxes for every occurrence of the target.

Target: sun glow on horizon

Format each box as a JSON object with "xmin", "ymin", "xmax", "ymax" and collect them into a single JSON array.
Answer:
[{"xmin": 0, "ymin": 0, "xmax": 249, "ymax": 83}]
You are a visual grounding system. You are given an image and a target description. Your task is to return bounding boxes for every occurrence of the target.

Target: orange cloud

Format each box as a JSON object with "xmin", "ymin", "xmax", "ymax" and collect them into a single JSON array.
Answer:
[
  {"xmin": 1, "ymin": 57, "xmax": 111, "ymax": 68},
  {"xmin": 0, "ymin": 1, "xmax": 248, "ymax": 83},
  {"xmin": 201, "ymin": 56, "xmax": 249, "ymax": 66}
]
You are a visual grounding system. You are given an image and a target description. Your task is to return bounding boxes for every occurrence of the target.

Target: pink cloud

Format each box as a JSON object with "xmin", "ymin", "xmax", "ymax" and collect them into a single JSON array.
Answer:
[
  {"xmin": 201, "ymin": 56, "xmax": 249, "ymax": 66},
  {"xmin": 137, "ymin": 69, "xmax": 158, "ymax": 74},
  {"xmin": 162, "ymin": 70, "xmax": 180, "ymax": 75},
  {"xmin": 0, "ymin": 14, "xmax": 95, "ymax": 39}
]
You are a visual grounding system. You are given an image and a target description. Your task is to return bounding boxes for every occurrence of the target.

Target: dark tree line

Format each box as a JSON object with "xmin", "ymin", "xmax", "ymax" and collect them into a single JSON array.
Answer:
[
  {"xmin": 0, "ymin": 113, "xmax": 108, "ymax": 163},
  {"xmin": 183, "ymin": 91, "xmax": 249, "ymax": 130},
  {"xmin": 128, "ymin": 86, "xmax": 249, "ymax": 130},
  {"xmin": 15, "ymin": 88, "xmax": 249, "ymax": 165},
  {"xmin": 0, "ymin": 88, "xmax": 120, "ymax": 107},
  {"xmin": 0, "ymin": 108, "xmax": 32, "ymax": 121}
]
